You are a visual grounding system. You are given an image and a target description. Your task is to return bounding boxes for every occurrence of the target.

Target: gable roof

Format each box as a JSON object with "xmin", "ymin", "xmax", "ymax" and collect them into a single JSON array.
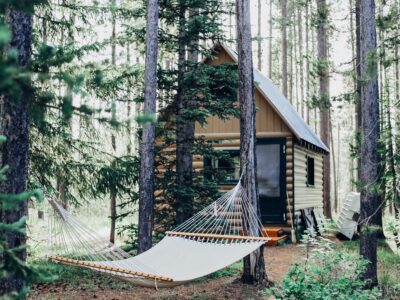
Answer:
[{"xmin": 215, "ymin": 43, "xmax": 329, "ymax": 153}]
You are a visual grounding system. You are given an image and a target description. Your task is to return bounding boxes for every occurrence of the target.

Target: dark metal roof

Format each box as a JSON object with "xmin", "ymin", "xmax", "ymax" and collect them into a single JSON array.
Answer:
[{"xmin": 220, "ymin": 43, "xmax": 329, "ymax": 153}]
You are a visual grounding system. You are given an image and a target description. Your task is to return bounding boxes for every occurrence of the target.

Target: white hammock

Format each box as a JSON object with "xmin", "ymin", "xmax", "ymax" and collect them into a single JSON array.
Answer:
[{"xmin": 47, "ymin": 181, "xmax": 269, "ymax": 288}]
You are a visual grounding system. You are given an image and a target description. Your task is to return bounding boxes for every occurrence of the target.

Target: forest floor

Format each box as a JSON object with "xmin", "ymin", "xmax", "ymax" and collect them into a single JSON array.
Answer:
[
  {"xmin": 28, "ymin": 244, "xmax": 300, "ymax": 300},
  {"xmin": 28, "ymin": 239, "xmax": 400, "ymax": 300}
]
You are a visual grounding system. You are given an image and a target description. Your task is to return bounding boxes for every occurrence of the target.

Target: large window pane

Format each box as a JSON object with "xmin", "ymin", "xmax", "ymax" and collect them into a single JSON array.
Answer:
[{"xmin": 256, "ymin": 144, "xmax": 280, "ymax": 197}]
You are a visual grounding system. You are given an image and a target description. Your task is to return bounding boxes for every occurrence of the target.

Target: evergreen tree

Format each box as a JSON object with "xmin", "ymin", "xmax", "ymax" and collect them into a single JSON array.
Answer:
[
  {"xmin": 359, "ymin": 0, "xmax": 380, "ymax": 288},
  {"xmin": 236, "ymin": 0, "xmax": 267, "ymax": 285},
  {"xmin": 137, "ymin": 0, "xmax": 159, "ymax": 254},
  {"xmin": 0, "ymin": 4, "xmax": 34, "ymax": 294},
  {"xmin": 316, "ymin": 0, "xmax": 331, "ymax": 218}
]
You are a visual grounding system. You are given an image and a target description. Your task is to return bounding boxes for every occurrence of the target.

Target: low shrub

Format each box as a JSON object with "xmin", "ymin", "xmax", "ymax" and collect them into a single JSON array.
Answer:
[{"xmin": 267, "ymin": 237, "xmax": 381, "ymax": 300}]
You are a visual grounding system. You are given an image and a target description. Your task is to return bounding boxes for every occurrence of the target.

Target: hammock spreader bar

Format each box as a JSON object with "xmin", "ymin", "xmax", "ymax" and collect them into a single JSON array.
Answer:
[
  {"xmin": 48, "ymin": 255, "xmax": 174, "ymax": 282},
  {"xmin": 165, "ymin": 231, "xmax": 270, "ymax": 242}
]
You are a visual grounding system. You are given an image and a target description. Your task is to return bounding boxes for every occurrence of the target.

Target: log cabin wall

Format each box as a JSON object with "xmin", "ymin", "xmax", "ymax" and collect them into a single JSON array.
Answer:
[
  {"xmin": 293, "ymin": 145, "xmax": 324, "ymax": 211},
  {"xmin": 286, "ymin": 137, "xmax": 294, "ymax": 226},
  {"xmin": 195, "ymin": 89, "xmax": 291, "ymax": 135}
]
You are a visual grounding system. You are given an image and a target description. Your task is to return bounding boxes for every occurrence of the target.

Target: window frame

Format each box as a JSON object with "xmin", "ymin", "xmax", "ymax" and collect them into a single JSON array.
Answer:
[
  {"xmin": 204, "ymin": 149, "xmax": 240, "ymax": 185},
  {"xmin": 306, "ymin": 155, "xmax": 315, "ymax": 187}
]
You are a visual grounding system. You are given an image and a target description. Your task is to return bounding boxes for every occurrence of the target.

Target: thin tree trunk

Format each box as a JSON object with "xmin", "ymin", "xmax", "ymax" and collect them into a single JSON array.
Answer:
[
  {"xmin": 268, "ymin": 0, "xmax": 273, "ymax": 78},
  {"xmin": 316, "ymin": 0, "xmax": 331, "ymax": 218},
  {"xmin": 298, "ymin": 4, "xmax": 304, "ymax": 118},
  {"xmin": 355, "ymin": 0, "xmax": 362, "ymax": 190},
  {"xmin": 109, "ymin": 0, "xmax": 117, "ymax": 244},
  {"xmin": 127, "ymin": 43, "xmax": 132, "ymax": 155},
  {"xmin": 175, "ymin": 4, "xmax": 198, "ymax": 225},
  {"xmin": 257, "ymin": 0, "xmax": 262, "ymax": 70},
  {"xmin": 229, "ymin": 1, "xmax": 233, "ymax": 40},
  {"xmin": 386, "ymin": 79, "xmax": 396, "ymax": 217},
  {"xmin": 337, "ymin": 121, "xmax": 341, "ymax": 209},
  {"xmin": 394, "ymin": 2, "xmax": 399, "ymax": 217},
  {"xmin": 349, "ymin": 0, "xmax": 356, "ymax": 190},
  {"xmin": 293, "ymin": 12, "xmax": 299, "ymax": 112},
  {"xmin": 329, "ymin": 115, "xmax": 338, "ymax": 213},
  {"xmin": 281, "ymin": 0, "xmax": 288, "ymax": 97},
  {"xmin": 236, "ymin": 0, "xmax": 267, "ymax": 285},
  {"xmin": 57, "ymin": 0, "xmax": 75, "ymax": 210},
  {"xmin": 0, "ymin": 7, "xmax": 32, "ymax": 295},
  {"xmin": 305, "ymin": 0, "xmax": 310, "ymax": 124},
  {"xmin": 310, "ymin": 0, "xmax": 318, "ymax": 134},
  {"xmin": 359, "ymin": 0, "xmax": 379, "ymax": 288},
  {"xmin": 289, "ymin": 18, "xmax": 293, "ymax": 103},
  {"xmin": 137, "ymin": 0, "xmax": 159, "ymax": 254}
]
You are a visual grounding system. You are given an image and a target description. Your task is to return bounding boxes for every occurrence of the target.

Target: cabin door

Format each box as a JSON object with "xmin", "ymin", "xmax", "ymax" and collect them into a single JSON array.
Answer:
[{"xmin": 256, "ymin": 138, "xmax": 286, "ymax": 224}]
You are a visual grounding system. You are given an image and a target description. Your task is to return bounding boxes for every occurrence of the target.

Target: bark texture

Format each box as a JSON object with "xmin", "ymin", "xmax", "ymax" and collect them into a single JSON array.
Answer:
[
  {"xmin": 0, "ymin": 7, "xmax": 32, "ymax": 295},
  {"xmin": 268, "ymin": 0, "xmax": 273, "ymax": 78},
  {"xmin": 137, "ymin": 0, "xmax": 158, "ymax": 254},
  {"xmin": 280, "ymin": 0, "xmax": 288, "ymax": 97},
  {"xmin": 174, "ymin": 4, "xmax": 198, "ymax": 225},
  {"xmin": 359, "ymin": 0, "xmax": 380, "ymax": 288},
  {"xmin": 109, "ymin": 0, "xmax": 117, "ymax": 244},
  {"xmin": 236, "ymin": 0, "xmax": 267, "ymax": 285},
  {"xmin": 316, "ymin": 0, "xmax": 331, "ymax": 218},
  {"xmin": 355, "ymin": 0, "xmax": 362, "ymax": 189},
  {"xmin": 257, "ymin": 0, "xmax": 262, "ymax": 70}
]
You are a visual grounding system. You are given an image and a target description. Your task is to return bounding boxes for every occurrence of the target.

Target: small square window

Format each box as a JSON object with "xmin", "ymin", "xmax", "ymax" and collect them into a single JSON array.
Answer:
[
  {"xmin": 204, "ymin": 151, "xmax": 240, "ymax": 184},
  {"xmin": 307, "ymin": 156, "xmax": 315, "ymax": 186}
]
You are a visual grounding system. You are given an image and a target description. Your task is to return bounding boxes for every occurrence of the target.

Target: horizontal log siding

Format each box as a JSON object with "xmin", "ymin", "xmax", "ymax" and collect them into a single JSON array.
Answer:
[
  {"xmin": 293, "ymin": 145, "xmax": 324, "ymax": 210},
  {"xmin": 286, "ymin": 137, "xmax": 294, "ymax": 225}
]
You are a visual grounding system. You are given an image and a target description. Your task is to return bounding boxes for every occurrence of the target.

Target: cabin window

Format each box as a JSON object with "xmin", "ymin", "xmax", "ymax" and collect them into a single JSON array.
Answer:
[
  {"xmin": 306, "ymin": 156, "xmax": 315, "ymax": 186},
  {"xmin": 204, "ymin": 150, "xmax": 240, "ymax": 184}
]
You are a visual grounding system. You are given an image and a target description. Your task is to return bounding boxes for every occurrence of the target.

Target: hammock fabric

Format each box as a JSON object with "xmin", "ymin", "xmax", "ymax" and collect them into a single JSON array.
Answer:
[{"xmin": 47, "ymin": 181, "xmax": 269, "ymax": 288}]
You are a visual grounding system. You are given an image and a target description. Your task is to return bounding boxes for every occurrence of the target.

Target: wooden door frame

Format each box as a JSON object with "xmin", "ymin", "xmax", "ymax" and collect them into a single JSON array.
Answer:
[{"xmin": 256, "ymin": 137, "xmax": 287, "ymax": 224}]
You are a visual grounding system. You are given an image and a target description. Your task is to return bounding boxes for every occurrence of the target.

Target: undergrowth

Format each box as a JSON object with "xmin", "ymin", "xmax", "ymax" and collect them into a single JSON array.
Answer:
[
  {"xmin": 265, "ymin": 234, "xmax": 382, "ymax": 300},
  {"xmin": 341, "ymin": 240, "xmax": 400, "ymax": 299},
  {"xmin": 29, "ymin": 260, "xmax": 134, "ymax": 290}
]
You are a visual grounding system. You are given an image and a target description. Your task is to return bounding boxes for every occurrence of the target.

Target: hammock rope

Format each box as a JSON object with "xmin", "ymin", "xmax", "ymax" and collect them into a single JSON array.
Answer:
[{"xmin": 47, "ymin": 180, "xmax": 269, "ymax": 288}]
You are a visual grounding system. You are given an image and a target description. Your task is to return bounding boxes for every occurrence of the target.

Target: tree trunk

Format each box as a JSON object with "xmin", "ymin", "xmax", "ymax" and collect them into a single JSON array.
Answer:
[
  {"xmin": 289, "ymin": 17, "xmax": 293, "ymax": 104},
  {"xmin": 281, "ymin": 0, "xmax": 288, "ymax": 97},
  {"xmin": 137, "ymin": 0, "xmax": 159, "ymax": 254},
  {"xmin": 349, "ymin": 0, "xmax": 356, "ymax": 190},
  {"xmin": 57, "ymin": 0, "xmax": 76, "ymax": 210},
  {"xmin": 110, "ymin": 136, "xmax": 117, "ymax": 244},
  {"xmin": 394, "ymin": 2, "xmax": 399, "ymax": 216},
  {"xmin": 359, "ymin": 0, "xmax": 379, "ymax": 288},
  {"xmin": 298, "ymin": 4, "xmax": 304, "ymax": 119},
  {"xmin": 329, "ymin": 115, "xmax": 338, "ymax": 213},
  {"xmin": 109, "ymin": 0, "xmax": 117, "ymax": 244},
  {"xmin": 293, "ymin": 12, "xmax": 298, "ymax": 111},
  {"xmin": 305, "ymin": 0, "xmax": 310, "ymax": 124},
  {"xmin": 268, "ymin": 0, "xmax": 273, "ymax": 78},
  {"xmin": 0, "ymin": 7, "xmax": 32, "ymax": 295},
  {"xmin": 127, "ymin": 43, "xmax": 133, "ymax": 155},
  {"xmin": 386, "ymin": 79, "xmax": 397, "ymax": 218},
  {"xmin": 174, "ymin": 2, "xmax": 196, "ymax": 225},
  {"xmin": 316, "ymin": 0, "xmax": 331, "ymax": 218},
  {"xmin": 355, "ymin": 0, "xmax": 362, "ymax": 190},
  {"xmin": 236, "ymin": 0, "xmax": 267, "ymax": 285},
  {"xmin": 257, "ymin": 0, "xmax": 262, "ymax": 70}
]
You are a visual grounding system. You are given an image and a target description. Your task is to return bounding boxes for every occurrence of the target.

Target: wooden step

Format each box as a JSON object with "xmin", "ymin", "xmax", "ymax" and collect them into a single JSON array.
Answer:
[
  {"xmin": 262, "ymin": 227, "xmax": 285, "ymax": 237},
  {"xmin": 265, "ymin": 235, "xmax": 288, "ymax": 246}
]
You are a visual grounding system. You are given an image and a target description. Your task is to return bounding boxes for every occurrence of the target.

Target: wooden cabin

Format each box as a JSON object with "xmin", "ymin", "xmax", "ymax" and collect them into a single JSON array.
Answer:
[{"xmin": 194, "ymin": 44, "xmax": 329, "ymax": 232}]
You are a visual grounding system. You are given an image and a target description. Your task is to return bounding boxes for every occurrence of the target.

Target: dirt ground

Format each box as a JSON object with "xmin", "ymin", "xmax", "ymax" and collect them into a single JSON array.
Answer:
[{"xmin": 29, "ymin": 244, "xmax": 302, "ymax": 300}]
